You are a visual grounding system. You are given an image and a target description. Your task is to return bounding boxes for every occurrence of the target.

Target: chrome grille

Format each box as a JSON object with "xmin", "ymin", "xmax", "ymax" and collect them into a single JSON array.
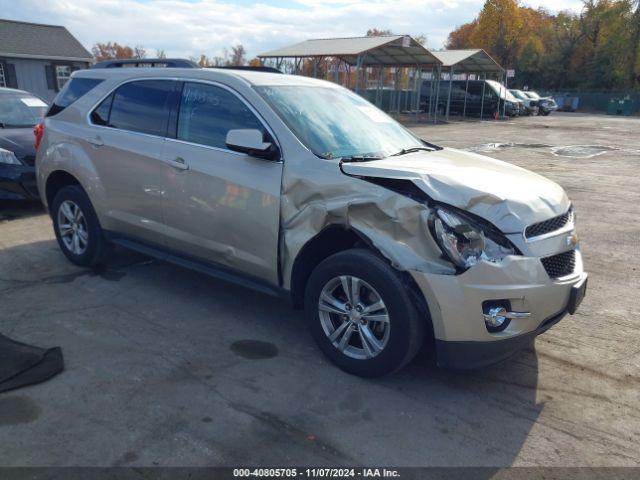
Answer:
[
  {"xmin": 525, "ymin": 208, "xmax": 573, "ymax": 239},
  {"xmin": 541, "ymin": 250, "xmax": 576, "ymax": 278}
]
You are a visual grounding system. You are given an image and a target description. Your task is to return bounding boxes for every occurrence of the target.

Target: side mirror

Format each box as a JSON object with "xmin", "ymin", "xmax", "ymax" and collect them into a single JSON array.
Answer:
[{"xmin": 225, "ymin": 129, "xmax": 278, "ymax": 160}]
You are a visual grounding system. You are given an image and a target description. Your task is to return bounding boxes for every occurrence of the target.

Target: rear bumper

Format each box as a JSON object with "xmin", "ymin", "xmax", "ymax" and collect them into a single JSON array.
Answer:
[{"xmin": 0, "ymin": 164, "xmax": 38, "ymax": 200}]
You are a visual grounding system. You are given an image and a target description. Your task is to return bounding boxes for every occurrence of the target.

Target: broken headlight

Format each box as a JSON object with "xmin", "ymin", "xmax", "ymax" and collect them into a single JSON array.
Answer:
[{"xmin": 429, "ymin": 207, "xmax": 517, "ymax": 271}]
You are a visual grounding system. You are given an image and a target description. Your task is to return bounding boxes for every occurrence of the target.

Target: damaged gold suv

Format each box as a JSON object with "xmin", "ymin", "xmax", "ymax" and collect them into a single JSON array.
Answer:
[{"xmin": 36, "ymin": 67, "xmax": 587, "ymax": 377}]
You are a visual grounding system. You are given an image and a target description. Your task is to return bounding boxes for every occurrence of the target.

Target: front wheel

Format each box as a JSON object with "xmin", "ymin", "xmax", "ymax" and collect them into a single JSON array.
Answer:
[{"xmin": 304, "ymin": 249, "xmax": 425, "ymax": 377}]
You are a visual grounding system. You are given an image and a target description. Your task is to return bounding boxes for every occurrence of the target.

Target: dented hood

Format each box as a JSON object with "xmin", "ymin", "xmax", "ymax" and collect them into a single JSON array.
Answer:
[{"xmin": 340, "ymin": 147, "xmax": 569, "ymax": 233}]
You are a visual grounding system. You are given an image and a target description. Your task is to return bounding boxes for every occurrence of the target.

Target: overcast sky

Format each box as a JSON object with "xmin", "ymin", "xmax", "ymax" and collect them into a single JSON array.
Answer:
[{"xmin": 2, "ymin": 0, "xmax": 584, "ymax": 59}]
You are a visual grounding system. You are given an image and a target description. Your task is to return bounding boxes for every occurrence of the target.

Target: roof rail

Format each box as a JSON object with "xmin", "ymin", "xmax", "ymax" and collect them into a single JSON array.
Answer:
[
  {"xmin": 91, "ymin": 58, "xmax": 199, "ymax": 69},
  {"xmin": 214, "ymin": 65, "xmax": 283, "ymax": 74}
]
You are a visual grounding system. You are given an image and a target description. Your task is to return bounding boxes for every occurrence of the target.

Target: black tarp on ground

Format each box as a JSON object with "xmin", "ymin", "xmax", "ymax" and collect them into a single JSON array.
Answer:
[{"xmin": 0, "ymin": 334, "xmax": 64, "ymax": 393}]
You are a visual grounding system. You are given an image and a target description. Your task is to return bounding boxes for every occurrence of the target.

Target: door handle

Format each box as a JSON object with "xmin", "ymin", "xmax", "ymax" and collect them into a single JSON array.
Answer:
[
  {"xmin": 87, "ymin": 136, "xmax": 104, "ymax": 147},
  {"xmin": 168, "ymin": 156, "xmax": 189, "ymax": 170}
]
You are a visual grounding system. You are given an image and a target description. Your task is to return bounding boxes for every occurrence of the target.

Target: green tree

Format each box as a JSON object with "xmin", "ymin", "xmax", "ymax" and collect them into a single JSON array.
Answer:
[
  {"xmin": 445, "ymin": 0, "xmax": 638, "ymax": 90},
  {"xmin": 470, "ymin": 0, "xmax": 524, "ymax": 66},
  {"xmin": 627, "ymin": 0, "xmax": 640, "ymax": 87}
]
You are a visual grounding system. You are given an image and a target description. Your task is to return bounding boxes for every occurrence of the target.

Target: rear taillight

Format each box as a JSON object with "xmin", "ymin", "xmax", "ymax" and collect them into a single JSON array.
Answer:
[{"xmin": 34, "ymin": 122, "xmax": 45, "ymax": 150}]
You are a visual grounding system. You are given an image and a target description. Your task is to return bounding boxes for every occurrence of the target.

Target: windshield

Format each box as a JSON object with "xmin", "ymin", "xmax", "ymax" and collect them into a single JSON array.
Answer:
[
  {"xmin": 525, "ymin": 91, "xmax": 540, "ymax": 99},
  {"xmin": 510, "ymin": 90, "xmax": 527, "ymax": 100},
  {"xmin": 486, "ymin": 80, "xmax": 519, "ymax": 102},
  {"xmin": 255, "ymin": 85, "xmax": 427, "ymax": 159},
  {"xmin": 0, "ymin": 94, "xmax": 47, "ymax": 127}
]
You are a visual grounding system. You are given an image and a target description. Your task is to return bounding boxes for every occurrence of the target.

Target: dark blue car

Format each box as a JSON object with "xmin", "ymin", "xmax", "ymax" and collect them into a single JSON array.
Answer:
[{"xmin": 0, "ymin": 87, "xmax": 48, "ymax": 200}]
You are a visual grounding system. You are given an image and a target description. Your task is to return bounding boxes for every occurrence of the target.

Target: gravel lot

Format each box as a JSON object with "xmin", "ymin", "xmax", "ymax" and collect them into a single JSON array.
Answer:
[{"xmin": 0, "ymin": 113, "xmax": 638, "ymax": 467}]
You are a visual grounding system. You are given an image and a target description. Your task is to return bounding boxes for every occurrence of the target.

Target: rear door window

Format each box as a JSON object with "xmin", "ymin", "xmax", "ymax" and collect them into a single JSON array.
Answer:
[
  {"xmin": 176, "ymin": 82, "xmax": 265, "ymax": 149},
  {"xmin": 107, "ymin": 80, "xmax": 179, "ymax": 137},
  {"xmin": 47, "ymin": 77, "xmax": 104, "ymax": 117}
]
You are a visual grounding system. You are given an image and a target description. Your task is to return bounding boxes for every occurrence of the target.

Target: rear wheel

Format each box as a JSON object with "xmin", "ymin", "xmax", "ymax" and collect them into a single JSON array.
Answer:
[
  {"xmin": 304, "ymin": 249, "xmax": 425, "ymax": 377},
  {"xmin": 52, "ymin": 185, "xmax": 107, "ymax": 267}
]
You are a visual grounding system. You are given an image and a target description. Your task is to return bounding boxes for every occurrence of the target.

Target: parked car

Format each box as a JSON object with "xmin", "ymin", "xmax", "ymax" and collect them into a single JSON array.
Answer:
[
  {"xmin": 36, "ymin": 68, "xmax": 587, "ymax": 376},
  {"xmin": 421, "ymin": 79, "xmax": 520, "ymax": 118},
  {"xmin": 0, "ymin": 87, "xmax": 48, "ymax": 200},
  {"xmin": 509, "ymin": 89, "xmax": 539, "ymax": 116},
  {"xmin": 524, "ymin": 91, "xmax": 558, "ymax": 115}
]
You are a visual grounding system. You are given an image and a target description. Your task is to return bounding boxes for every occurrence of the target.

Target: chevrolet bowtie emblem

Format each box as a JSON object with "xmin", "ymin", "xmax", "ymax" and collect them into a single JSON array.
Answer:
[{"xmin": 566, "ymin": 233, "xmax": 579, "ymax": 247}]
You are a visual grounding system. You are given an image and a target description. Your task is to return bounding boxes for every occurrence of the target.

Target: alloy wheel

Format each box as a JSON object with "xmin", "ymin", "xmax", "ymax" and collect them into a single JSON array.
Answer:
[
  {"xmin": 318, "ymin": 275, "xmax": 390, "ymax": 360},
  {"xmin": 57, "ymin": 200, "xmax": 89, "ymax": 255}
]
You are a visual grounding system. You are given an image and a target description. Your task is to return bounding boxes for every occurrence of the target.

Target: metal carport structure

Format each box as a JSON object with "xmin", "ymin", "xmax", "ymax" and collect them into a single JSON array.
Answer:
[
  {"xmin": 430, "ymin": 49, "xmax": 504, "ymax": 121},
  {"xmin": 258, "ymin": 35, "xmax": 442, "ymax": 116}
]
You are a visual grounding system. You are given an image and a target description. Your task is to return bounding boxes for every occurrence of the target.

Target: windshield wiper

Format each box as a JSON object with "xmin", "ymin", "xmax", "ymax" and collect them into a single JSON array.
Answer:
[
  {"xmin": 390, "ymin": 146, "xmax": 436, "ymax": 157},
  {"xmin": 340, "ymin": 154, "xmax": 383, "ymax": 162}
]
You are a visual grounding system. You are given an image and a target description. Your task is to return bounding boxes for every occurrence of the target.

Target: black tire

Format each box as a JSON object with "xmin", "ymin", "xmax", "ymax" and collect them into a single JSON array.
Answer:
[
  {"xmin": 540, "ymin": 109, "xmax": 551, "ymax": 116},
  {"xmin": 304, "ymin": 249, "xmax": 426, "ymax": 377},
  {"xmin": 51, "ymin": 184, "xmax": 107, "ymax": 267}
]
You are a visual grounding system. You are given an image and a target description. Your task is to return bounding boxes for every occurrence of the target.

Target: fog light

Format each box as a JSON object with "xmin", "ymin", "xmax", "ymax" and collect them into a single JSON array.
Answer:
[
  {"xmin": 484, "ymin": 307, "xmax": 509, "ymax": 329},
  {"xmin": 482, "ymin": 301, "xmax": 531, "ymax": 333}
]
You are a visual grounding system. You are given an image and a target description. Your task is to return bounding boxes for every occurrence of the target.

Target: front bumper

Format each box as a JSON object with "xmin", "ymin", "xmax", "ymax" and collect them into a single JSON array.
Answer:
[
  {"xmin": 410, "ymin": 250, "xmax": 587, "ymax": 369},
  {"xmin": 435, "ymin": 307, "xmax": 568, "ymax": 369},
  {"xmin": 0, "ymin": 164, "xmax": 38, "ymax": 200}
]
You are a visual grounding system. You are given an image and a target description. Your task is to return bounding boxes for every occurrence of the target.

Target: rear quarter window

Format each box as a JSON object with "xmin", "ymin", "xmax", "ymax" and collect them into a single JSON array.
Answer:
[
  {"xmin": 90, "ymin": 93, "xmax": 113, "ymax": 126},
  {"xmin": 47, "ymin": 77, "xmax": 104, "ymax": 117}
]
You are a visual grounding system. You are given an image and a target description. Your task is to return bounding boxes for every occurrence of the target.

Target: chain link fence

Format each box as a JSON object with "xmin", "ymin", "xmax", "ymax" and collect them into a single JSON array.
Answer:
[{"xmin": 547, "ymin": 91, "xmax": 640, "ymax": 115}]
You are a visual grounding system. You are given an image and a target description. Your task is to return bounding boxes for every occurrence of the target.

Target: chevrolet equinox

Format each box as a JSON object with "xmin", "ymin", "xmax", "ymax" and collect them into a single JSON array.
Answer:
[{"xmin": 36, "ymin": 67, "xmax": 587, "ymax": 377}]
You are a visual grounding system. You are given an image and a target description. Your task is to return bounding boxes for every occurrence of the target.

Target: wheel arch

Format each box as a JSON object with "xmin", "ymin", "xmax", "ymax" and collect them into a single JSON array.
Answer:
[
  {"xmin": 45, "ymin": 170, "xmax": 84, "ymax": 215},
  {"xmin": 289, "ymin": 224, "xmax": 434, "ymax": 339}
]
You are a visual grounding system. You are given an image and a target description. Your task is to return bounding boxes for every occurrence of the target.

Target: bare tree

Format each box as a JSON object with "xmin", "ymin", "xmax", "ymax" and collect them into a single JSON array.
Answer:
[
  {"xmin": 366, "ymin": 28, "xmax": 393, "ymax": 36},
  {"xmin": 92, "ymin": 42, "xmax": 147, "ymax": 61},
  {"xmin": 228, "ymin": 44, "xmax": 247, "ymax": 66},
  {"xmin": 193, "ymin": 44, "xmax": 248, "ymax": 68},
  {"xmin": 133, "ymin": 46, "xmax": 147, "ymax": 59},
  {"xmin": 414, "ymin": 34, "xmax": 427, "ymax": 46}
]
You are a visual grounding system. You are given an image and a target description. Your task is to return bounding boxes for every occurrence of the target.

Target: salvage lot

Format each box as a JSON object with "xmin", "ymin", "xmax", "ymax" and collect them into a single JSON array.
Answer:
[{"xmin": 0, "ymin": 113, "xmax": 638, "ymax": 467}]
